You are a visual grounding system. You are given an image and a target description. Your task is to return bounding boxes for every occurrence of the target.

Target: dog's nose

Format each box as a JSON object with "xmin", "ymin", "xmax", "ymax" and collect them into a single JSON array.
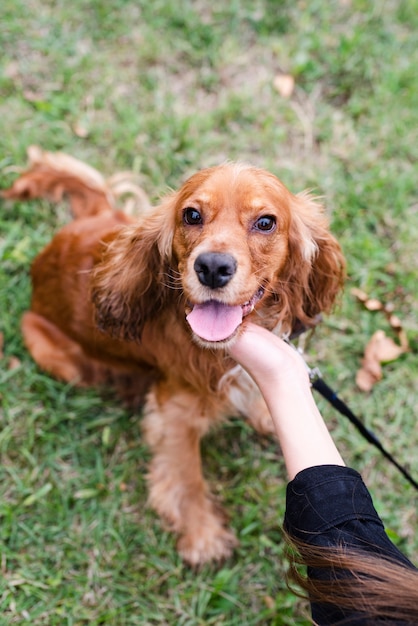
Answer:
[{"xmin": 194, "ymin": 252, "xmax": 237, "ymax": 289}]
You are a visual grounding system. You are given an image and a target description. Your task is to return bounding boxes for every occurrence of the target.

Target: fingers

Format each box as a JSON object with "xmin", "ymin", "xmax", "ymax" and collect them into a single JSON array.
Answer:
[
  {"xmin": 228, "ymin": 323, "xmax": 309, "ymax": 387},
  {"xmin": 228, "ymin": 324, "xmax": 280, "ymax": 373}
]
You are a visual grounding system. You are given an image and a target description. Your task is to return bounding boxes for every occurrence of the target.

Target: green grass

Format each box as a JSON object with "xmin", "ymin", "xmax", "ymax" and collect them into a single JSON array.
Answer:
[{"xmin": 1, "ymin": 0, "xmax": 418, "ymax": 623}]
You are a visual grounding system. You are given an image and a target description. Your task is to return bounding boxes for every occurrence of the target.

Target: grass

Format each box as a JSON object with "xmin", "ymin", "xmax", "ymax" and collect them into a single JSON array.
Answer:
[{"xmin": 1, "ymin": 0, "xmax": 418, "ymax": 623}]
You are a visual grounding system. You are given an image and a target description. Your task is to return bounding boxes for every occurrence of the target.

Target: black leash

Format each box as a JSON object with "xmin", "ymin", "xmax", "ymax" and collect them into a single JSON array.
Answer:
[
  {"xmin": 312, "ymin": 374, "xmax": 418, "ymax": 492},
  {"xmin": 287, "ymin": 341, "xmax": 418, "ymax": 492}
]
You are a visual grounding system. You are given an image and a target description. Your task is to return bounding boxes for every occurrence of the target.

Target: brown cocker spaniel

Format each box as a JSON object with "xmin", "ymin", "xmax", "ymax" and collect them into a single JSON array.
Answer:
[{"xmin": 3, "ymin": 148, "xmax": 345, "ymax": 565}]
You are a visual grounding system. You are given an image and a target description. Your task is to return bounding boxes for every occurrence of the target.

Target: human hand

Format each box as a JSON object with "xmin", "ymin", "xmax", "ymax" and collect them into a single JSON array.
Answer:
[
  {"xmin": 228, "ymin": 323, "xmax": 345, "ymax": 478},
  {"xmin": 228, "ymin": 323, "xmax": 311, "ymax": 395}
]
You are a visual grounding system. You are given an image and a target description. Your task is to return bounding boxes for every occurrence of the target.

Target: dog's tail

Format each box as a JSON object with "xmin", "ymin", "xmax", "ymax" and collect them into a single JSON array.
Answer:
[{"xmin": 1, "ymin": 145, "xmax": 151, "ymax": 219}]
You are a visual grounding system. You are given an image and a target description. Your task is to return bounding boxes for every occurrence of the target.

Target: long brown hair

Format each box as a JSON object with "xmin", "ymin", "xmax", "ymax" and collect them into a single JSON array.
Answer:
[{"xmin": 286, "ymin": 536, "xmax": 418, "ymax": 624}]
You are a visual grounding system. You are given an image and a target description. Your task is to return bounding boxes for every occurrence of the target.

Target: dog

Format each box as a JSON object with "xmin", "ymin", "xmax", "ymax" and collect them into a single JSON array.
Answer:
[{"xmin": 3, "ymin": 147, "xmax": 345, "ymax": 565}]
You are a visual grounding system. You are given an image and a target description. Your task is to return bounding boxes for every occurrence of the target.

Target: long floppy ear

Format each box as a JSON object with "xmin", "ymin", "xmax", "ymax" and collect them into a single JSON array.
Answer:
[
  {"xmin": 273, "ymin": 191, "xmax": 345, "ymax": 333},
  {"xmin": 91, "ymin": 195, "xmax": 177, "ymax": 341}
]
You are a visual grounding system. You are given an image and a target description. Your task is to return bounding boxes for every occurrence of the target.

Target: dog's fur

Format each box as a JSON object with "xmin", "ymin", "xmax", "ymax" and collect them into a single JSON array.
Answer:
[{"xmin": 3, "ymin": 149, "xmax": 345, "ymax": 565}]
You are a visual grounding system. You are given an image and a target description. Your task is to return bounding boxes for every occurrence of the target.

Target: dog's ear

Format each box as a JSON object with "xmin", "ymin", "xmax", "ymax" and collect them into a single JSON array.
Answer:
[
  {"xmin": 272, "ymin": 191, "xmax": 345, "ymax": 333},
  {"xmin": 91, "ymin": 196, "xmax": 177, "ymax": 341}
]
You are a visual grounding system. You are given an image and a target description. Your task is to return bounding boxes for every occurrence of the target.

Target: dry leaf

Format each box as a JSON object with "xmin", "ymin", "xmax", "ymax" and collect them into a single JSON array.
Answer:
[
  {"xmin": 0, "ymin": 332, "xmax": 4, "ymax": 359},
  {"xmin": 263, "ymin": 595, "xmax": 275, "ymax": 609},
  {"xmin": 364, "ymin": 298, "xmax": 382, "ymax": 311},
  {"xmin": 383, "ymin": 301, "xmax": 395, "ymax": 314},
  {"xmin": 351, "ymin": 287, "xmax": 368, "ymax": 302},
  {"xmin": 388, "ymin": 314, "xmax": 402, "ymax": 330},
  {"xmin": 398, "ymin": 329, "xmax": 410, "ymax": 351},
  {"xmin": 352, "ymin": 289, "xmax": 384, "ymax": 311},
  {"xmin": 8, "ymin": 356, "xmax": 21, "ymax": 371},
  {"xmin": 356, "ymin": 366, "xmax": 381, "ymax": 392},
  {"xmin": 72, "ymin": 121, "xmax": 90, "ymax": 138},
  {"xmin": 373, "ymin": 330, "xmax": 405, "ymax": 363},
  {"xmin": 273, "ymin": 74, "xmax": 295, "ymax": 98},
  {"xmin": 356, "ymin": 330, "xmax": 406, "ymax": 392},
  {"xmin": 352, "ymin": 287, "xmax": 410, "ymax": 391}
]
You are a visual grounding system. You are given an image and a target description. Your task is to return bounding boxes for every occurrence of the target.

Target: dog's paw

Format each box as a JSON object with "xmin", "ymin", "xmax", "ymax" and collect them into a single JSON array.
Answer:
[{"xmin": 177, "ymin": 525, "xmax": 238, "ymax": 566}]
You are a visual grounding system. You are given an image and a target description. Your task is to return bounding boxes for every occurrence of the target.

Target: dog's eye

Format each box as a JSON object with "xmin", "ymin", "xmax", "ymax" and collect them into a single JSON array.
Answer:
[
  {"xmin": 253, "ymin": 215, "xmax": 276, "ymax": 232},
  {"xmin": 183, "ymin": 207, "xmax": 203, "ymax": 225}
]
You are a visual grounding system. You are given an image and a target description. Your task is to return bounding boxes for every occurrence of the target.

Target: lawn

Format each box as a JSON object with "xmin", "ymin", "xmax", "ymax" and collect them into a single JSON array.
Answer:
[{"xmin": 0, "ymin": 0, "xmax": 417, "ymax": 624}]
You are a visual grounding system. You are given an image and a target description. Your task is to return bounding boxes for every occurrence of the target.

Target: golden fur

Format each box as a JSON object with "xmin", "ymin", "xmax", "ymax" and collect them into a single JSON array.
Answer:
[{"xmin": 3, "ymin": 149, "xmax": 345, "ymax": 565}]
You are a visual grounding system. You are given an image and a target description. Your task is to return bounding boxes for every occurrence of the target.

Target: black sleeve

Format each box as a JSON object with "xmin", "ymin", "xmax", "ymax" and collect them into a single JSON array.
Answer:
[{"xmin": 284, "ymin": 464, "xmax": 416, "ymax": 625}]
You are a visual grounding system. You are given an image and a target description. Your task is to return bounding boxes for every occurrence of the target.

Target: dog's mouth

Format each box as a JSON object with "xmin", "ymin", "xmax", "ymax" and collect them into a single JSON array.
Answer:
[{"xmin": 186, "ymin": 287, "xmax": 265, "ymax": 343}]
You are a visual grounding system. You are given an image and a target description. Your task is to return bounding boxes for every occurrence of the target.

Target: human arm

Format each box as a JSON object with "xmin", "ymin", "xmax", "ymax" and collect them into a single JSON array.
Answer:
[
  {"xmin": 228, "ymin": 323, "xmax": 418, "ymax": 624},
  {"xmin": 228, "ymin": 323, "xmax": 345, "ymax": 479}
]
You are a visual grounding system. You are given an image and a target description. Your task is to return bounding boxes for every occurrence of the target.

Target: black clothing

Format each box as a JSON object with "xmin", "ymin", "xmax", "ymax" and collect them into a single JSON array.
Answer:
[{"xmin": 284, "ymin": 465, "xmax": 417, "ymax": 625}]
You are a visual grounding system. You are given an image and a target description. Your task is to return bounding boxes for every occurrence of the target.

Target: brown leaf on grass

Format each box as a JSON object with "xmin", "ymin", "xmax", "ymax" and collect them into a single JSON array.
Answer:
[
  {"xmin": 356, "ymin": 330, "xmax": 407, "ymax": 392},
  {"xmin": 388, "ymin": 314, "xmax": 402, "ymax": 331},
  {"xmin": 263, "ymin": 595, "xmax": 276, "ymax": 609},
  {"xmin": 351, "ymin": 288, "xmax": 383, "ymax": 311},
  {"xmin": 72, "ymin": 121, "xmax": 90, "ymax": 138},
  {"xmin": 352, "ymin": 287, "xmax": 410, "ymax": 390},
  {"xmin": 273, "ymin": 74, "xmax": 295, "ymax": 98},
  {"xmin": 364, "ymin": 298, "xmax": 383, "ymax": 311},
  {"xmin": 8, "ymin": 356, "xmax": 21, "ymax": 371},
  {"xmin": 351, "ymin": 287, "xmax": 368, "ymax": 303},
  {"xmin": 397, "ymin": 329, "xmax": 410, "ymax": 351},
  {"xmin": 356, "ymin": 364, "xmax": 381, "ymax": 393}
]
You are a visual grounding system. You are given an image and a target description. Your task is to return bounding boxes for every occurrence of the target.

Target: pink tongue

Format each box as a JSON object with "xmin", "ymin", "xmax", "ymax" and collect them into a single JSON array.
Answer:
[{"xmin": 186, "ymin": 301, "xmax": 243, "ymax": 341}]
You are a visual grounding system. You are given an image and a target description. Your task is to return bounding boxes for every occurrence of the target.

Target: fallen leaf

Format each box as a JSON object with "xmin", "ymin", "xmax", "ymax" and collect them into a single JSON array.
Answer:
[
  {"xmin": 398, "ymin": 329, "xmax": 410, "ymax": 351},
  {"xmin": 273, "ymin": 74, "xmax": 295, "ymax": 98},
  {"xmin": 373, "ymin": 330, "xmax": 405, "ymax": 362},
  {"xmin": 352, "ymin": 287, "xmax": 410, "ymax": 391},
  {"xmin": 388, "ymin": 314, "xmax": 402, "ymax": 330},
  {"xmin": 364, "ymin": 298, "xmax": 382, "ymax": 311},
  {"xmin": 356, "ymin": 330, "xmax": 407, "ymax": 392},
  {"xmin": 263, "ymin": 595, "xmax": 275, "ymax": 609},
  {"xmin": 72, "ymin": 121, "xmax": 89, "ymax": 138},
  {"xmin": 8, "ymin": 356, "xmax": 21, "ymax": 370},
  {"xmin": 356, "ymin": 365, "xmax": 380, "ymax": 392},
  {"xmin": 351, "ymin": 287, "xmax": 368, "ymax": 302}
]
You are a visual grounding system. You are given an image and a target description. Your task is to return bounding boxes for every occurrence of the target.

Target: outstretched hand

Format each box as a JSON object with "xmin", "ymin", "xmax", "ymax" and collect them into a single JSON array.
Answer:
[
  {"xmin": 228, "ymin": 323, "xmax": 345, "ymax": 479},
  {"xmin": 228, "ymin": 323, "xmax": 311, "ymax": 393}
]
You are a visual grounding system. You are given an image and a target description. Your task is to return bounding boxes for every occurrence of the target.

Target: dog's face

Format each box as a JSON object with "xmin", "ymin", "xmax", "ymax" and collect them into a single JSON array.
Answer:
[
  {"xmin": 92, "ymin": 162, "xmax": 344, "ymax": 347},
  {"xmin": 172, "ymin": 164, "xmax": 302, "ymax": 347}
]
